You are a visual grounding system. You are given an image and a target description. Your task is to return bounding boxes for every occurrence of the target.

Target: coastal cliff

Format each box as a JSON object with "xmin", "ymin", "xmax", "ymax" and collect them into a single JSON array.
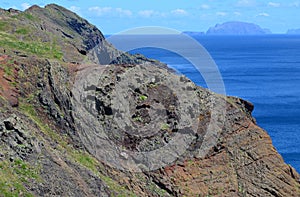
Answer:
[{"xmin": 0, "ymin": 4, "xmax": 299, "ymax": 196}]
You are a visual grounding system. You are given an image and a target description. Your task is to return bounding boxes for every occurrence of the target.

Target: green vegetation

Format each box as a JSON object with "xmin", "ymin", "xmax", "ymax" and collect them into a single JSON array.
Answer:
[
  {"xmin": 0, "ymin": 95, "xmax": 5, "ymax": 101},
  {"xmin": 23, "ymin": 13, "xmax": 35, "ymax": 21},
  {"xmin": 146, "ymin": 182, "xmax": 168, "ymax": 196},
  {"xmin": 0, "ymin": 159, "xmax": 39, "ymax": 197},
  {"xmin": 19, "ymin": 102, "xmax": 67, "ymax": 147},
  {"xmin": 3, "ymin": 64, "xmax": 13, "ymax": 77},
  {"xmin": 9, "ymin": 81, "xmax": 17, "ymax": 87},
  {"xmin": 148, "ymin": 83, "xmax": 158, "ymax": 89},
  {"xmin": 15, "ymin": 28, "xmax": 29, "ymax": 35},
  {"xmin": 0, "ymin": 59, "xmax": 15, "ymax": 81},
  {"xmin": 12, "ymin": 13, "xmax": 37, "ymax": 22},
  {"xmin": 71, "ymin": 151, "xmax": 98, "ymax": 172},
  {"xmin": 101, "ymin": 176, "xmax": 136, "ymax": 197},
  {"xmin": 139, "ymin": 95, "xmax": 148, "ymax": 101},
  {"xmin": 11, "ymin": 159, "xmax": 40, "ymax": 183},
  {"xmin": 0, "ymin": 32, "xmax": 63, "ymax": 60},
  {"xmin": 0, "ymin": 12, "xmax": 61, "ymax": 60},
  {"xmin": 135, "ymin": 173, "xmax": 167, "ymax": 196},
  {"xmin": 71, "ymin": 150, "xmax": 136, "ymax": 197},
  {"xmin": 0, "ymin": 21, "xmax": 7, "ymax": 31},
  {"xmin": 161, "ymin": 123, "xmax": 170, "ymax": 131},
  {"xmin": 133, "ymin": 115, "xmax": 142, "ymax": 122}
]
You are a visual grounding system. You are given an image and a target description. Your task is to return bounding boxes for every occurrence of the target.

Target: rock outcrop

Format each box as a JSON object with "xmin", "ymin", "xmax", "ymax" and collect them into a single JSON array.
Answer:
[
  {"xmin": 0, "ymin": 4, "xmax": 299, "ymax": 197},
  {"xmin": 206, "ymin": 21, "xmax": 271, "ymax": 35}
]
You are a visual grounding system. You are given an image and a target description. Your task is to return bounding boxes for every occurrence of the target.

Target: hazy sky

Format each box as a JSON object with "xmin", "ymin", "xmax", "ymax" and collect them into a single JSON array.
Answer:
[{"xmin": 1, "ymin": 0, "xmax": 300, "ymax": 34}]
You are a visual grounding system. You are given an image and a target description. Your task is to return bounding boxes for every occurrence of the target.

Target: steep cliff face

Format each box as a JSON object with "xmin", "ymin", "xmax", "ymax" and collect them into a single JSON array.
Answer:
[{"xmin": 0, "ymin": 4, "xmax": 299, "ymax": 197}]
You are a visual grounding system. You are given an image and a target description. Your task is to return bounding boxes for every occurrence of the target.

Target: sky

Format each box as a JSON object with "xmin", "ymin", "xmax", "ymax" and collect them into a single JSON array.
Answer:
[{"xmin": 0, "ymin": 0, "xmax": 300, "ymax": 34}]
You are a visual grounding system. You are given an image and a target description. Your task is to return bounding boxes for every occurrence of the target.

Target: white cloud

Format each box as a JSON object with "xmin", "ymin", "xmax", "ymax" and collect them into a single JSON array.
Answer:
[
  {"xmin": 236, "ymin": 0, "xmax": 256, "ymax": 7},
  {"xmin": 268, "ymin": 2, "xmax": 280, "ymax": 7},
  {"xmin": 234, "ymin": 12, "xmax": 241, "ymax": 16},
  {"xmin": 21, "ymin": 3, "xmax": 31, "ymax": 10},
  {"xmin": 69, "ymin": 6, "xmax": 80, "ymax": 13},
  {"xmin": 138, "ymin": 10, "xmax": 152, "ymax": 18},
  {"xmin": 200, "ymin": 4, "xmax": 210, "ymax": 9},
  {"xmin": 89, "ymin": 6, "xmax": 111, "ymax": 15},
  {"xmin": 171, "ymin": 9, "xmax": 188, "ymax": 16},
  {"xmin": 216, "ymin": 12, "xmax": 227, "ymax": 16},
  {"xmin": 138, "ymin": 10, "xmax": 157, "ymax": 18},
  {"xmin": 256, "ymin": 12, "xmax": 270, "ymax": 17},
  {"xmin": 88, "ymin": 6, "xmax": 132, "ymax": 17}
]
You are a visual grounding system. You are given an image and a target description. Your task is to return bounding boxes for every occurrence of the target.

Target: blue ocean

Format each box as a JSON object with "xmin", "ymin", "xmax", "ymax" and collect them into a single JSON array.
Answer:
[{"xmin": 128, "ymin": 35, "xmax": 300, "ymax": 172}]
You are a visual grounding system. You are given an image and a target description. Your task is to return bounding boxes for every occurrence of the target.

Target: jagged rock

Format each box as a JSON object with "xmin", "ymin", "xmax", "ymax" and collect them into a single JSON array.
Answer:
[
  {"xmin": 0, "ymin": 115, "xmax": 34, "ymax": 160},
  {"xmin": 3, "ymin": 116, "xmax": 17, "ymax": 130}
]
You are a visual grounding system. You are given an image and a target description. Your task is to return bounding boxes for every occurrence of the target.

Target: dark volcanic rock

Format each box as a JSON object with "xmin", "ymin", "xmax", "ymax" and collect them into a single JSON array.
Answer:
[{"xmin": 0, "ymin": 115, "xmax": 35, "ymax": 160}]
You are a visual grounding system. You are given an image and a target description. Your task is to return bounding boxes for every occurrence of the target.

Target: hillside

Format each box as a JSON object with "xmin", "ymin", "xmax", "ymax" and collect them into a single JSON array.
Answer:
[
  {"xmin": 0, "ymin": 4, "xmax": 299, "ymax": 196},
  {"xmin": 206, "ymin": 21, "xmax": 271, "ymax": 35}
]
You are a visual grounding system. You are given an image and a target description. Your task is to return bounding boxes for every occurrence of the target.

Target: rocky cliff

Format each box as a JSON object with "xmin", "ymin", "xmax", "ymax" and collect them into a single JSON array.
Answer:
[{"xmin": 0, "ymin": 4, "xmax": 299, "ymax": 197}]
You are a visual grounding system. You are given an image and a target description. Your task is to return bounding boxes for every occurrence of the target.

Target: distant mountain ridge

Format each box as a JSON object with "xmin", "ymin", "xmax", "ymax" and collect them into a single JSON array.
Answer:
[
  {"xmin": 184, "ymin": 22, "xmax": 300, "ymax": 36},
  {"xmin": 206, "ymin": 21, "xmax": 271, "ymax": 35},
  {"xmin": 183, "ymin": 21, "xmax": 272, "ymax": 36},
  {"xmin": 287, "ymin": 28, "xmax": 300, "ymax": 34}
]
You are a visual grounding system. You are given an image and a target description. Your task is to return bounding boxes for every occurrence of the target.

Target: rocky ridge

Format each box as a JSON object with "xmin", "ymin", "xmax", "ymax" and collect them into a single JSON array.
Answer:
[{"xmin": 0, "ymin": 4, "xmax": 299, "ymax": 197}]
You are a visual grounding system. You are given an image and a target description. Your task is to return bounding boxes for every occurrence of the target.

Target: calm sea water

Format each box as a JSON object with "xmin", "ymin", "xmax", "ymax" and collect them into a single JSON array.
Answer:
[{"xmin": 128, "ymin": 35, "xmax": 300, "ymax": 172}]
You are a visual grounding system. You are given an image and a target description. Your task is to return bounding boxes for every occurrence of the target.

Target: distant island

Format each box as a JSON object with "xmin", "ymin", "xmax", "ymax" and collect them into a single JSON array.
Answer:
[
  {"xmin": 287, "ymin": 28, "xmax": 300, "ymax": 34},
  {"xmin": 184, "ymin": 21, "xmax": 272, "ymax": 35},
  {"xmin": 206, "ymin": 21, "xmax": 271, "ymax": 35}
]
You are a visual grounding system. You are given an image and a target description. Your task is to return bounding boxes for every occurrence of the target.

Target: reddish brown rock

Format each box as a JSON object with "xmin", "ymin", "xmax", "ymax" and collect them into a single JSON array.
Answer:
[{"xmin": 0, "ymin": 55, "xmax": 19, "ymax": 107}]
